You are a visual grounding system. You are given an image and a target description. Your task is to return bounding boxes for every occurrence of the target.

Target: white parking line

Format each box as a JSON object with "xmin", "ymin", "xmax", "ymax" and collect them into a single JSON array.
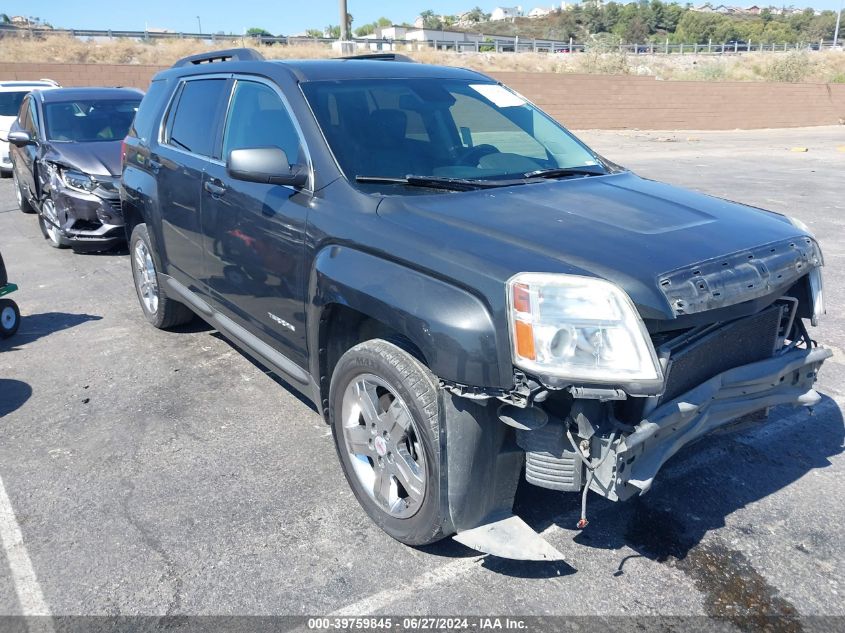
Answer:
[
  {"xmin": 328, "ymin": 555, "xmax": 486, "ymax": 616},
  {"xmin": 0, "ymin": 474, "xmax": 52, "ymax": 619}
]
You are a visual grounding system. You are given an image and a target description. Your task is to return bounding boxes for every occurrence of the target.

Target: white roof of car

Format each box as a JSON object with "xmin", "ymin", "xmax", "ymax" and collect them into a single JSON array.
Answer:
[{"xmin": 0, "ymin": 79, "xmax": 60, "ymax": 92}]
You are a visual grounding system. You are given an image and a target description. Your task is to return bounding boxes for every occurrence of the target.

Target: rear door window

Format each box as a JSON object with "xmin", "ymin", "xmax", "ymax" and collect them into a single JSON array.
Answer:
[
  {"xmin": 0, "ymin": 91, "xmax": 28, "ymax": 117},
  {"xmin": 166, "ymin": 78, "xmax": 229, "ymax": 157},
  {"xmin": 130, "ymin": 80, "xmax": 168, "ymax": 144}
]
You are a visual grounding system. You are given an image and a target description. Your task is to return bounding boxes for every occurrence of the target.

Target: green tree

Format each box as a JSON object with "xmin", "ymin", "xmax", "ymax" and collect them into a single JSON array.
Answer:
[
  {"xmin": 615, "ymin": 15, "xmax": 650, "ymax": 42},
  {"xmin": 419, "ymin": 10, "xmax": 443, "ymax": 29},
  {"xmin": 583, "ymin": 1, "xmax": 605, "ymax": 34},
  {"xmin": 604, "ymin": 2, "xmax": 622, "ymax": 31},
  {"xmin": 305, "ymin": 28, "xmax": 324, "ymax": 38},
  {"xmin": 247, "ymin": 27, "xmax": 272, "ymax": 36},
  {"xmin": 465, "ymin": 7, "xmax": 490, "ymax": 23},
  {"xmin": 673, "ymin": 11, "xmax": 723, "ymax": 42},
  {"xmin": 661, "ymin": 3, "xmax": 686, "ymax": 32}
]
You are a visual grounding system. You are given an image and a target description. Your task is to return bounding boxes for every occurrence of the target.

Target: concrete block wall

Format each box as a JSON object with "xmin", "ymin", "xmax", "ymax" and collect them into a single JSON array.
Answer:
[{"xmin": 2, "ymin": 62, "xmax": 844, "ymax": 130}]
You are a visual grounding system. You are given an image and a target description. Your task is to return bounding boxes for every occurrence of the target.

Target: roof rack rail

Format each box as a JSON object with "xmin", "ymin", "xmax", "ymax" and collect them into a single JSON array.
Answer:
[
  {"xmin": 339, "ymin": 53, "xmax": 416, "ymax": 63},
  {"xmin": 172, "ymin": 48, "xmax": 265, "ymax": 68}
]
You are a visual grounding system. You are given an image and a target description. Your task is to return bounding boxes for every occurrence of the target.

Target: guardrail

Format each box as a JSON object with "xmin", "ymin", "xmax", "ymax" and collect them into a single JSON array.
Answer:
[{"xmin": 0, "ymin": 26, "xmax": 841, "ymax": 55}]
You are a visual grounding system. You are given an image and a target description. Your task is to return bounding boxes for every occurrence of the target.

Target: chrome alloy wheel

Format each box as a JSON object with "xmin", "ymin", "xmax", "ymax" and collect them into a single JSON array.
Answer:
[
  {"xmin": 133, "ymin": 239, "xmax": 159, "ymax": 314},
  {"xmin": 40, "ymin": 197, "xmax": 63, "ymax": 245},
  {"xmin": 341, "ymin": 373, "xmax": 426, "ymax": 518}
]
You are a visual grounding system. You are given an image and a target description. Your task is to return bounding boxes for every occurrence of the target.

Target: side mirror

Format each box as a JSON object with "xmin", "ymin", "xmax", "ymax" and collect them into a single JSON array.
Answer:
[
  {"xmin": 227, "ymin": 147, "xmax": 308, "ymax": 188},
  {"xmin": 8, "ymin": 130, "xmax": 35, "ymax": 147}
]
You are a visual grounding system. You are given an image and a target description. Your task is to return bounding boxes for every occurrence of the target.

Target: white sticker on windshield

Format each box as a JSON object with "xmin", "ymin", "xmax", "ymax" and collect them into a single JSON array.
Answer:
[{"xmin": 469, "ymin": 84, "xmax": 527, "ymax": 108}]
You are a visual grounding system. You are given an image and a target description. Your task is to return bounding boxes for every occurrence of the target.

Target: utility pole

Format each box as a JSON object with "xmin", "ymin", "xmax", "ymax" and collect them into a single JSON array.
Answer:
[
  {"xmin": 834, "ymin": 0, "xmax": 842, "ymax": 48},
  {"xmin": 339, "ymin": 0, "xmax": 348, "ymax": 40},
  {"xmin": 196, "ymin": 16, "xmax": 202, "ymax": 34}
]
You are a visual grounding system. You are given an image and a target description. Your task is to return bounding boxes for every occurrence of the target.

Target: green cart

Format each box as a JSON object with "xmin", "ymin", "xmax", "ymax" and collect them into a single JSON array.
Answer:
[{"xmin": 0, "ymin": 250, "xmax": 20, "ymax": 338}]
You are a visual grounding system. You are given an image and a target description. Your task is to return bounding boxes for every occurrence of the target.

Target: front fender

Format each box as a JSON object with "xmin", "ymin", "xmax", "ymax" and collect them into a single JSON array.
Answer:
[{"xmin": 309, "ymin": 245, "xmax": 512, "ymax": 390}]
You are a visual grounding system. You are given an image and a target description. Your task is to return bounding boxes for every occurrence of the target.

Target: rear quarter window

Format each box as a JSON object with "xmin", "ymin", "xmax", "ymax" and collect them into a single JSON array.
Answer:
[{"xmin": 130, "ymin": 81, "xmax": 167, "ymax": 144}]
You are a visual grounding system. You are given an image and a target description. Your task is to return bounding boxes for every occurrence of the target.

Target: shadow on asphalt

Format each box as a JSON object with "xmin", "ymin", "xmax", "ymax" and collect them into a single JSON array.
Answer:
[
  {"xmin": 0, "ymin": 378, "xmax": 32, "ymax": 417},
  {"xmin": 72, "ymin": 244, "xmax": 129, "ymax": 256},
  {"xmin": 420, "ymin": 396, "xmax": 843, "ymax": 581},
  {"xmin": 207, "ymin": 330, "xmax": 319, "ymax": 413},
  {"xmin": 512, "ymin": 395, "xmax": 843, "ymax": 559},
  {"xmin": 0, "ymin": 311, "xmax": 102, "ymax": 350}
]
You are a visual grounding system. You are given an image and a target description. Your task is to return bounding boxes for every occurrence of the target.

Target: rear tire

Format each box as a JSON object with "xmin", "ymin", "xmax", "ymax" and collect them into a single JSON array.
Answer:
[
  {"xmin": 130, "ymin": 223, "xmax": 193, "ymax": 329},
  {"xmin": 0, "ymin": 299, "xmax": 20, "ymax": 338},
  {"xmin": 329, "ymin": 339, "xmax": 451, "ymax": 546},
  {"xmin": 13, "ymin": 170, "xmax": 34, "ymax": 213}
]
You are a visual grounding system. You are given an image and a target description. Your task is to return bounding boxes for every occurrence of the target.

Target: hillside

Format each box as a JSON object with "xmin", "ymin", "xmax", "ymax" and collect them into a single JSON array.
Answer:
[
  {"xmin": 423, "ymin": 1, "xmax": 840, "ymax": 45},
  {"xmin": 0, "ymin": 34, "xmax": 843, "ymax": 83}
]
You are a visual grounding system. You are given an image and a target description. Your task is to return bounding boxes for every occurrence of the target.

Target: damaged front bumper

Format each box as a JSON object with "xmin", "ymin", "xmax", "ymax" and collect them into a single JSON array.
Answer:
[
  {"xmin": 450, "ymin": 345, "xmax": 831, "ymax": 561},
  {"xmin": 592, "ymin": 345, "xmax": 832, "ymax": 502},
  {"xmin": 48, "ymin": 175, "xmax": 124, "ymax": 250}
]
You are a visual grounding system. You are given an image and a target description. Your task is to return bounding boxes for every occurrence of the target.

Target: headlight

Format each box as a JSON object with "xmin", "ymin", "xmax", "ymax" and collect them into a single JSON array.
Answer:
[
  {"xmin": 787, "ymin": 215, "xmax": 825, "ymax": 326},
  {"xmin": 507, "ymin": 273, "xmax": 663, "ymax": 387},
  {"xmin": 808, "ymin": 267, "xmax": 824, "ymax": 326},
  {"xmin": 60, "ymin": 169, "xmax": 97, "ymax": 192}
]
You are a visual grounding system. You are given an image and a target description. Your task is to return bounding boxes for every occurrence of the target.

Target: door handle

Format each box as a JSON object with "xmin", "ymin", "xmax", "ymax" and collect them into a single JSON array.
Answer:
[
  {"xmin": 148, "ymin": 155, "xmax": 162, "ymax": 174},
  {"xmin": 203, "ymin": 180, "xmax": 227, "ymax": 197}
]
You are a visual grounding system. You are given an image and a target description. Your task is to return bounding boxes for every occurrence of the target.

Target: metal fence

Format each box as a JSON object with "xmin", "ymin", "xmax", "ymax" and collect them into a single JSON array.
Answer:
[{"xmin": 0, "ymin": 26, "xmax": 841, "ymax": 55}]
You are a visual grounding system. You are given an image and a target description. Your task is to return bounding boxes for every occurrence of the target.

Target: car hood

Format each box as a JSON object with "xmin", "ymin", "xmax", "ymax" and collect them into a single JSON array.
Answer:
[
  {"xmin": 43, "ymin": 140, "xmax": 122, "ymax": 178},
  {"xmin": 376, "ymin": 171, "xmax": 815, "ymax": 322}
]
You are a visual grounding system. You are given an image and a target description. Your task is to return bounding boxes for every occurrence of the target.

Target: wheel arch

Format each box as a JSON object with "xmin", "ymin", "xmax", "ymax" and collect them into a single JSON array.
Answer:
[
  {"xmin": 308, "ymin": 245, "xmax": 511, "ymax": 417},
  {"xmin": 120, "ymin": 163, "xmax": 161, "ymax": 245}
]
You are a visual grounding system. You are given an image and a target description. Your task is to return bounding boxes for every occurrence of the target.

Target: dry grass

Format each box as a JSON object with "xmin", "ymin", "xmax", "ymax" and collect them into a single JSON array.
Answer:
[{"xmin": 1, "ymin": 34, "xmax": 844, "ymax": 83}]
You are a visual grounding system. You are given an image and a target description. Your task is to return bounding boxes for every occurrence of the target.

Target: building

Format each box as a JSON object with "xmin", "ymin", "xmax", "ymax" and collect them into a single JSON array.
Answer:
[
  {"xmin": 362, "ymin": 26, "xmax": 517, "ymax": 51},
  {"xmin": 528, "ymin": 7, "xmax": 554, "ymax": 17},
  {"xmin": 490, "ymin": 6, "xmax": 524, "ymax": 21}
]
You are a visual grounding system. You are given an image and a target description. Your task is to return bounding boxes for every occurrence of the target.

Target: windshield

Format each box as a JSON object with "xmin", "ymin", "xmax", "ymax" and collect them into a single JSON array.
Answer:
[
  {"xmin": 45, "ymin": 99, "xmax": 140, "ymax": 142},
  {"xmin": 0, "ymin": 91, "xmax": 30, "ymax": 117},
  {"xmin": 301, "ymin": 78, "xmax": 606, "ymax": 186}
]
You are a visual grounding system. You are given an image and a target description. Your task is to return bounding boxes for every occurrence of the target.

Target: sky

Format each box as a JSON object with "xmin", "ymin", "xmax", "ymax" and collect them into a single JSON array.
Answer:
[{"xmin": 2, "ymin": 0, "xmax": 843, "ymax": 35}]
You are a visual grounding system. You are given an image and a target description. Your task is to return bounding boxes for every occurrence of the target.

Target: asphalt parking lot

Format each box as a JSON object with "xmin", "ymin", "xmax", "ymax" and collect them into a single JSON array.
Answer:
[{"xmin": 0, "ymin": 126, "xmax": 843, "ymax": 625}]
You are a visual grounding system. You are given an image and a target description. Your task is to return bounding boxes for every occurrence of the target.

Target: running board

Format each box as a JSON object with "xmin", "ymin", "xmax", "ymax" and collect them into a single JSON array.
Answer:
[{"xmin": 453, "ymin": 515, "xmax": 565, "ymax": 561}]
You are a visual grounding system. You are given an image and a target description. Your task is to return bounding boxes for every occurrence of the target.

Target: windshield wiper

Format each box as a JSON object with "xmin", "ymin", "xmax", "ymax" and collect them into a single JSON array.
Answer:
[
  {"xmin": 356, "ymin": 175, "xmax": 512, "ymax": 192},
  {"xmin": 522, "ymin": 166, "xmax": 607, "ymax": 180}
]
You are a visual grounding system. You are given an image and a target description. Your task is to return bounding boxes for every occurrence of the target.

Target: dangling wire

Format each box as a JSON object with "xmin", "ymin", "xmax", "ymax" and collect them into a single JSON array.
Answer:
[{"xmin": 566, "ymin": 427, "xmax": 617, "ymax": 529}]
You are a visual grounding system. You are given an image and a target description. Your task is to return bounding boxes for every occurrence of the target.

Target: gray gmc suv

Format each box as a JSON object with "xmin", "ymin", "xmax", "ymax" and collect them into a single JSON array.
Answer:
[{"xmin": 120, "ymin": 49, "xmax": 829, "ymax": 560}]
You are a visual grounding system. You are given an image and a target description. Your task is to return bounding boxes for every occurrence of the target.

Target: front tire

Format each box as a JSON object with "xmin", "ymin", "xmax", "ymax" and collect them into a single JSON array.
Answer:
[
  {"xmin": 38, "ymin": 195, "xmax": 71, "ymax": 249},
  {"xmin": 0, "ymin": 299, "xmax": 20, "ymax": 338},
  {"xmin": 329, "ymin": 339, "xmax": 450, "ymax": 546},
  {"xmin": 130, "ymin": 223, "xmax": 193, "ymax": 329}
]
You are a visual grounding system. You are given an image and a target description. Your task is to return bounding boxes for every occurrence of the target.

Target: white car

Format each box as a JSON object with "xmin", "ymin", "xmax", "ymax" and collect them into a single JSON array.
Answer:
[{"xmin": 0, "ymin": 79, "xmax": 60, "ymax": 176}]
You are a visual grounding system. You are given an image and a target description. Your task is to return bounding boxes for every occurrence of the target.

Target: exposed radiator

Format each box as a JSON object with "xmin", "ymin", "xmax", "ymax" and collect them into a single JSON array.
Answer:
[{"xmin": 659, "ymin": 304, "xmax": 784, "ymax": 404}]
